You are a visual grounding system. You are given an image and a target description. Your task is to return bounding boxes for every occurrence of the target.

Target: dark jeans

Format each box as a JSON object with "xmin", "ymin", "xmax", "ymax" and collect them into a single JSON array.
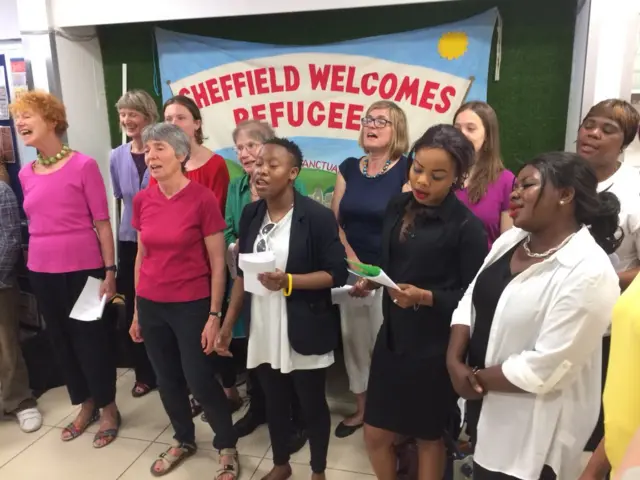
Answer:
[
  {"xmin": 117, "ymin": 241, "xmax": 156, "ymax": 387},
  {"xmin": 137, "ymin": 296, "xmax": 237, "ymax": 449},
  {"xmin": 219, "ymin": 338, "xmax": 248, "ymax": 389},
  {"xmin": 29, "ymin": 269, "xmax": 116, "ymax": 408},
  {"xmin": 257, "ymin": 364, "xmax": 330, "ymax": 473}
]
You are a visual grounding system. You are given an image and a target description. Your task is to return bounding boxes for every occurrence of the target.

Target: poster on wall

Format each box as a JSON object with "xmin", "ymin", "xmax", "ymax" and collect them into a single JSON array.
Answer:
[
  {"xmin": 156, "ymin": 8, "xmax": 498, "ymax": 204},
  {"xmin": 10, "ymin": 59, "xmax": 28, "ymax": 100}
]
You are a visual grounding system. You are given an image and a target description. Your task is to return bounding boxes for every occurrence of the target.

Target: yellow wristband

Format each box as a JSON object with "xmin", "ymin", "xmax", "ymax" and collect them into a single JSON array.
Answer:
[{"xmin": 283, "ymin": 273, "xmax": 293, "ymax": 297}]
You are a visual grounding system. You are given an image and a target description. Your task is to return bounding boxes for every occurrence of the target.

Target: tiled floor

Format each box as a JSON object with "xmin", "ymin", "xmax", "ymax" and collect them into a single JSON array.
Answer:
[{"xmin": 0, "ymin": 366, "xmax": 375, "ymax": 479}]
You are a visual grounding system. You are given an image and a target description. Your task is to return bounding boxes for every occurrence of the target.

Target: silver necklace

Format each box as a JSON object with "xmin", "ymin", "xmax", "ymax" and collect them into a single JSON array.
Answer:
[{"xmin": 523, "ymin": 232, "xmax": 577, "ymax": 258}]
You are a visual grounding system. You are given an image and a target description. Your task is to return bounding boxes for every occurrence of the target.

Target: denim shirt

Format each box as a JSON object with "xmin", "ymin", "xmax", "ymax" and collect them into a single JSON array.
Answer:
[{"xmin": 110, "ymin": 143, "xmax": 150, "ymax": 242}]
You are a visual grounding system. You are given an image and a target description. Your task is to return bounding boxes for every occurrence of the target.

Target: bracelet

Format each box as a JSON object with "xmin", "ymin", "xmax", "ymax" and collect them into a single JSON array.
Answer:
[{"xmin": 282, "ymin": 273, "xmax": 293, "ymax": 297}]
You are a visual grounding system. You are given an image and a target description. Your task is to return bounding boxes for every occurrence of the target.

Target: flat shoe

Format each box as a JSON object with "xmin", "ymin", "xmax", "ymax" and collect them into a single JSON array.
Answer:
[
  {"xmin": 93, "ymin": 411, "xmax": 122, "ymax": 448},
  {"xmin": 334, "ymin": 420, "xmax": 363, "ymax": 438},
  {"xmin": 61, "ymin": 409, "xmax": 100, "ymax": 442}
]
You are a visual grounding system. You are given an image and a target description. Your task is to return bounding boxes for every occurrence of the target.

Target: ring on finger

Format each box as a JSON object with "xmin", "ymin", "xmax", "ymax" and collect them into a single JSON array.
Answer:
[{"xmin": 393, "ymin": 298, "xmax": 399, "ymax": 304}]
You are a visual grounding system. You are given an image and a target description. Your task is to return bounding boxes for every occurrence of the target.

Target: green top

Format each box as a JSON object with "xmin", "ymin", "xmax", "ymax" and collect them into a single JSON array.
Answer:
[{"xmin": 223, "ymin": 173, "xmax": 307, "ymax": 338}]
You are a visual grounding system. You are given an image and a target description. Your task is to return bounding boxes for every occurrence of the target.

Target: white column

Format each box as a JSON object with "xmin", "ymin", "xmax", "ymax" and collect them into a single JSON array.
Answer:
[
  {"xmin": 566, "ymin": 0, "xmax": 640, "ymax": 156},
  {"xmin": 16, "ymin": 0, "xmax": 117, "ymax": 237}
]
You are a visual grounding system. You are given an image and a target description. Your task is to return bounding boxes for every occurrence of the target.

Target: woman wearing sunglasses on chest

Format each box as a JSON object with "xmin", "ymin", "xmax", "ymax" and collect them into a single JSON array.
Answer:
[{"xmin": 216, "ymin": 138, "xmax": 348, "ymax": 480}]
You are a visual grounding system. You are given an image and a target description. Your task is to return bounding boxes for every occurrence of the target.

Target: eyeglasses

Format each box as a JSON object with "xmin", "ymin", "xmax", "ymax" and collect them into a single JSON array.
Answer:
[
  {"xmin": 361, "ymin": 116, "xmax": 392, "ymax": 128},
  {"xmin": 234, "ymin": 142, "xmax": 261, "ymax": 154},
  {"xmin": 256, "ymin": 223, "xmax": 276, "ymax": 253}
]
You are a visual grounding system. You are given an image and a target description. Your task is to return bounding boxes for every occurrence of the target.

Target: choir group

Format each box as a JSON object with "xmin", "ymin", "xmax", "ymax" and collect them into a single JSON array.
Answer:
[{"xmin": 1, "ymin": 87, "xmax": 639, "ymax": 480}]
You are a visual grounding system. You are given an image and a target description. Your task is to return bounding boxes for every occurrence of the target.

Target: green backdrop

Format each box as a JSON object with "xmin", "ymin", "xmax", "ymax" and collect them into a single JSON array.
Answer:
[{"xmin": 98, "ymin": 0, "xmax": 577, "ymax": 173}]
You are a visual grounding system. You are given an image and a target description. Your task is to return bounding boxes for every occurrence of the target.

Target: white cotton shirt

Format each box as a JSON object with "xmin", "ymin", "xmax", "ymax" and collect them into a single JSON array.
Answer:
[
  {"xmin": 451, "ymin": 226, "xmax": 620, "ymax": 480},
  {"xmin": 598, "ymin": 162, "xmax": 640, "ymax": 274},
  {"xmin": 246, "ymin": 209, "xmax": 334, "ymax": 374}
]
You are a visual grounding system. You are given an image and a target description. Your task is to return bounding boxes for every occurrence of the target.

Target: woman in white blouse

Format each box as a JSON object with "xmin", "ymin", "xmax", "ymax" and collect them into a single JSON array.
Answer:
[
  {"xmin": 217, "ymin": 137, "xmax": 348, "ymax": 480},
  {"xmin": 447, "ymin": 151, "xmax": 621, "ymax": 480}
]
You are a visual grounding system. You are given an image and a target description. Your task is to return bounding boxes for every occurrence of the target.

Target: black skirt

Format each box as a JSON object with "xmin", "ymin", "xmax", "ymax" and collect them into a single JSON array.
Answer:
[{"xmin": 364, "ymin": 329, "xmax": 457, "ymax": 440}]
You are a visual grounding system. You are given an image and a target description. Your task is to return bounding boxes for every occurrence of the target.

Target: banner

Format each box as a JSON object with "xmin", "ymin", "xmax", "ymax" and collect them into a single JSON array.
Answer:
[{"xmin": 156, "ymin": 9, "xmax": 498, "ymax": 203}]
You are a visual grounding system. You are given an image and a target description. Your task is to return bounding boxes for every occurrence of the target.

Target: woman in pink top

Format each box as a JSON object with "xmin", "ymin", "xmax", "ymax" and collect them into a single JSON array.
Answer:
[
  {"xmin": 12, "ymin": 91, "xmax": 120, "ymax": 448},
  {"xmin": 454, "ymin": 101, "xmax": 515, "ymax": 248}
]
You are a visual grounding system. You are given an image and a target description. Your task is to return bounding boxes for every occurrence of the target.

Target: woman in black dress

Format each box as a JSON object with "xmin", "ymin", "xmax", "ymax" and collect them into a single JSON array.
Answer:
[{"xmin": 362, "ymin": 124, "xmax": 488, "ymax": 479}]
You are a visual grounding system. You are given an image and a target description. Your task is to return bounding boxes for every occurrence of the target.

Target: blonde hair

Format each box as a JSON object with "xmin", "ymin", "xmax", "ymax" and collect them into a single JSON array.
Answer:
[
  {"xmin": 116, "ymin": 89, "xmax": 159, "ymax": 123},
  {"xmin": 10, "ymin": 90, "xmax": 68, "ymax": 136},
  {"xmin": 232, "ymin": 120, "xmax": 276, "ymax": 144},
  {"xmin": 358, "ymin": 100, "xmax": 409, "ymax": 159}
]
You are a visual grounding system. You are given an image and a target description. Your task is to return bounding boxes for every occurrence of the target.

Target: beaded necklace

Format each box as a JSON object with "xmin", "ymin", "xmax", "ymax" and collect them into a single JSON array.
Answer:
[
  {"xmin": 362, "ymin": 156, "xmax": 392, "ymax": 178},
  {"xmin": 37, "ymin": 144, "xmax": 72, "ymax": 166}
]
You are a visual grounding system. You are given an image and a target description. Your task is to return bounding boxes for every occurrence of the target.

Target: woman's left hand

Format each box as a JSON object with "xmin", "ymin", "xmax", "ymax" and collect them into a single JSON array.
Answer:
[
  {"xmin": 388, "ymin": 283, "xmax": 423, "ymax": 309},
  {"xmin": 258, "ymin": 269, "xmax": 287, "ymax": 292},
  {"xmin": 201, "ymin": 317, "xmax": 221, "ymax": 355},
  {"xmin": 99, "ymin": 274, "xmax": 116, "ymax": 301}
]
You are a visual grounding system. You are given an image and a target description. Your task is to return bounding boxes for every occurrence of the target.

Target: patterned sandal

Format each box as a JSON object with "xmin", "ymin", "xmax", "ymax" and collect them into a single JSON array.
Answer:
[
  {"xmin": 92, "ymin": 411, "xmax": 122, "ymax": 448},
  {"xmin": 150, "ymin": 441, "xmax": 197, "ymax": 477},
  {"xmin": 60, "ymin": 409, "xmax": 100, "ymax": 442},
  {"xmin": 215, "ymin": 448, "xmax": 240, "ymax": 480}
]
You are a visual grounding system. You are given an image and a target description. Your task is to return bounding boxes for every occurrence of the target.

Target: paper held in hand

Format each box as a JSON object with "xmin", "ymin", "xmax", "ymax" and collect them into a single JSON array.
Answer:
[
  {"xmin": 239, "ymin": 251, "xmax": 276, "ymax": 296},
  {"xmin": 70, "ymin": 277, "xmax": 108, "ymax": 321},
  {"xmin": 346, "ymin": 259, "xmax": 400, "ymax": 290}
]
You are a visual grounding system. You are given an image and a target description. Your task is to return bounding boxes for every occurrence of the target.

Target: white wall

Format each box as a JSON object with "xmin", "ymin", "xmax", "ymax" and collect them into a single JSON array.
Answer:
[
  {"xmin": 55, "ymin": 27, "xmax": 113, "ymax": 193},
  {"xmin": 565, "ymin": 0, "xmax": 640, "ymax": 167},
  {"xmin": 48, "ymin": 0, "xmax": 459, "ymax": 28},
  {"xmin": 0, "ymin": 0, "xmax": 19, "ymax": 40}
]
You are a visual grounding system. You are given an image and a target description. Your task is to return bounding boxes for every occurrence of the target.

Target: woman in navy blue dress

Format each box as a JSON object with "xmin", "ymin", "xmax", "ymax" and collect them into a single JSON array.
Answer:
[{"xmin": 330, "ymin": 100, "xmax": 410, "ymax": 438}]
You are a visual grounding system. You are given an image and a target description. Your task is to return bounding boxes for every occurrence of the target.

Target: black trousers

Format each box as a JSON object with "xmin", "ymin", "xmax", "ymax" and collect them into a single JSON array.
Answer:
[
  {"xmin": 585, "ymin": 335, "xmax": 611, "ymax": 451},
  {"xmin": 29, "ymin": 269, "xmax": 117, "ymax": 408},
  {"xmin": 473, "ymin": 463, "xmax": 556, "ymax": 480},
  {"xmin": 117, "ymin": 241, "xmax": 156, "ymax": 387},
  {"xmin": 257, "ymin": 364, "xmax": 330, "ymax": 473},
  {"xmin": 137, "ymin": 297, "xmax": 237, "ymax": 449}
]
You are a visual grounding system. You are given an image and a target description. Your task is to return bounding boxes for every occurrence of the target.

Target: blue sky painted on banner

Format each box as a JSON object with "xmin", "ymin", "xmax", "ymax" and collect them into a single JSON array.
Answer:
[{"xmin": 156, "ymin": 9, "xmax": 497, "ymax": 165}]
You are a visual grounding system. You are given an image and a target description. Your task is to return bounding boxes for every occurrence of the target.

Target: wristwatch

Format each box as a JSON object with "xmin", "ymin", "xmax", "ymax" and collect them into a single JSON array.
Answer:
[
  {"xmin": 209, "ymin": 311, "xmax": 222, "ymax": 319},
  {"xmin": 105, "ymin": 265, "xmax": 118, "ymax": 273}
]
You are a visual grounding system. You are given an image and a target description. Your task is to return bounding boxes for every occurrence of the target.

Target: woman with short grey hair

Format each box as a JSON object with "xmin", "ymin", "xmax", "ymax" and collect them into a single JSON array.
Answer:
[
  {"xmin": 110, "ymin": 89, "xmax": 160, "ymax": 398},
  {"xmin": 129, "ymin": 123, "xmax": 240, "ymax": 479}
]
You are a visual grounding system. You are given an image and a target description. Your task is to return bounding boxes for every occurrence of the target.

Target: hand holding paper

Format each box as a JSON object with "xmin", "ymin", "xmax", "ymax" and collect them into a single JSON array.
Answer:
[
  {"xmin": 238, "ymin": 251, "xmax": 277, "ymax": 296},
  {"xmin": 347, "ymin": 259, "xmax": 400, "ymax": 290},
  {"xmin": 70, "ymin": 277, "xmax": 108, "ymax": 321}
]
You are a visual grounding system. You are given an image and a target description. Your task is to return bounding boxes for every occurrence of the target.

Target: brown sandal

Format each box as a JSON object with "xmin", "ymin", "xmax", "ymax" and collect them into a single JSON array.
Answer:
[
  {"xmin": 150, "ymin": 441, "xmax": 197, "ymax": 477},
  {"xmin": 215, "ymin": 448, "xmax": 240, "ymax": 479}
]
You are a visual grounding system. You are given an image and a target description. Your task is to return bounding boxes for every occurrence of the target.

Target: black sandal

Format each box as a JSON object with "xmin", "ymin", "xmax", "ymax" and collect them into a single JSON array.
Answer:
[
  {"xmin": 131, "ymin": 382, "xmax": 155, "ymax": 398},
  {"xmin": 190, "ymin": 396, "xmax": 202, "ymax": 418}
]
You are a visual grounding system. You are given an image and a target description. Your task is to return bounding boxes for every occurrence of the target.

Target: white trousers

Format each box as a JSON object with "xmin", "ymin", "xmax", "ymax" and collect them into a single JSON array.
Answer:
[{"xmin": 339, "ymin": 289, "xmax": 384, "ymax": 395}]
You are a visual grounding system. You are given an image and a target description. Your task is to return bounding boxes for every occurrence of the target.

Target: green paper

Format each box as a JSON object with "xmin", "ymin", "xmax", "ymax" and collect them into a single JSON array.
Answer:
[{"xmin": 346, "ymin": 259, "xmax": 381, "ymax": 277}]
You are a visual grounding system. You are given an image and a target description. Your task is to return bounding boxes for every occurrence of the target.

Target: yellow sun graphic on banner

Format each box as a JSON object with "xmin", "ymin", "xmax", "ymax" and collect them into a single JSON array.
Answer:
[{"xmin": 438, "ymin": 32, "xmax": 469, "ymax": 60}]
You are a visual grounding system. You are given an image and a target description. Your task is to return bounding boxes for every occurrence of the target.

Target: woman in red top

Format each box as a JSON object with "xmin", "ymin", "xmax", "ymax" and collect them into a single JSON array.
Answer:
[
  {"xmin": 130, "ymin": 123, "xmax": 239, "ymax": 479},
  {"xmin": 149, "ymin": 95, "xmax": 230, "ymax": 213}
]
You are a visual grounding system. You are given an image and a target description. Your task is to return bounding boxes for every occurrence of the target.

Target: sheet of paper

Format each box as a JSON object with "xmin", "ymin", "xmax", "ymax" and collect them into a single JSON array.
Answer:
[
  {"xmin": 347, "ymin": 268, "xmax": 400, "ymax": 290},
  {"xmin": 239, "ymin": 251, "xmax": 276, "ymax": 296},
  {"xmin": 331, "ymin": 285, "xmax": 376, "ymax": 306},
  {"xmin": 70, "ymin": 277, "xmax": 107, "ymax": 321}
]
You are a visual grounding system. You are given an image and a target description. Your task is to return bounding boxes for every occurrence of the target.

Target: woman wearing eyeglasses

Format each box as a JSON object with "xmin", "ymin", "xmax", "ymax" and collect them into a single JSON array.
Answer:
[
  {"xmin": 217, "ymin": 137, "xmax": 348, "ymax": 480},
  {"xmin": 223, "ymin": 120, "xmax": 308, "ymax": 451},
  {"xmin": 330, "ymin": 100, "xmax": 410, "ymax": 438}
]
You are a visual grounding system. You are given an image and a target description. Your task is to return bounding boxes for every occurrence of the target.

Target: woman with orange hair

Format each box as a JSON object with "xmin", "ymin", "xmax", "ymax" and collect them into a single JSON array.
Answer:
[{"xmin": 12, "ymin": 91, "xmax": 120, "ymax": 448}]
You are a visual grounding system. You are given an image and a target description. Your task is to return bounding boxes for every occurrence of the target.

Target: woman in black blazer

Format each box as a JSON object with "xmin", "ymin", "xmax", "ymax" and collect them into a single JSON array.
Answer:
[{"xmin": 217, "ymin": 137, "xmax": 348, "ymax": 480}]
